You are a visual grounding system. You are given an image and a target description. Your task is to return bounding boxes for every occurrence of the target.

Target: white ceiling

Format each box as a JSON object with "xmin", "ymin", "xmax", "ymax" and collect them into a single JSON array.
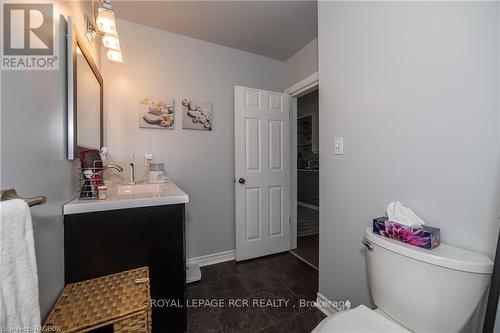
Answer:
[{"xmin": 113, "ymin": 1, "xmax": 318, "ymax": 61}]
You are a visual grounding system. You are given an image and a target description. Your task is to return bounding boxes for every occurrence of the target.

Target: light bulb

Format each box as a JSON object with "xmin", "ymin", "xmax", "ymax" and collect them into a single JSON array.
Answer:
[
  {"xmin": 102, "ymin": 34, "xmax": 120, "ymax": 50},
  {"xmin": 96, "ymin": 8, "xmax": 117, "ymax": 35},
  {"xmin": 107, "ymin": 49, "xmax": 123, "ymax": 63}
]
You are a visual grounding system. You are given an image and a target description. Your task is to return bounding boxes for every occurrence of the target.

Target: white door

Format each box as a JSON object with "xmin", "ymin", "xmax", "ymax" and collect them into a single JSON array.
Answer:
[{"xmin": 235, "ymin": 86, "xmax": 290, "ymax": 261}]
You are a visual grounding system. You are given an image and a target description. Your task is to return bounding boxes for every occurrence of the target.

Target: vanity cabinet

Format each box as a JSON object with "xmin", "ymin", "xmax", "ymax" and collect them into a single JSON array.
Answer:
[{"xmin": 64, "ymin": 203, "xmax": 186, "ymax": 332}]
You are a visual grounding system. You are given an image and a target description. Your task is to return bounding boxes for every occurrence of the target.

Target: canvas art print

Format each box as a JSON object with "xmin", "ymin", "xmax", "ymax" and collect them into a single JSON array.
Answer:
[
  {"xmin": 182, "ymin": 98, "xmax": 213, "ymax": 131},
  {"xmin": 139, "ymin": 96, "xmax": 175, "ymax": 129}
]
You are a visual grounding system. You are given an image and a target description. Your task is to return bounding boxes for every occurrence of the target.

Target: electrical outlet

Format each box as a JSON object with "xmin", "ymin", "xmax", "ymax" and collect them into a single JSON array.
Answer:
[{"xmin": 144, "ymin": 153, "xmax": 153, "ymax": 167}]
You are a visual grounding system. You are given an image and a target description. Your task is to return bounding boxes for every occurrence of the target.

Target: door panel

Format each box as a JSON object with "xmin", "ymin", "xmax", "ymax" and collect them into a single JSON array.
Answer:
[
  {"xmin": 235, "ymin": 86, "xmax": 290, "ymax": 261},
  {"xmin": 269, "ymin": 120, "xmax": 283, "ymax": 171},
  {"xmin": 245, "ymin": 88, "xmax": 262, "ymax": 110},
  {"xmin": 245, "ymin": 118, "xmax": 261, "ymax": 171},
  {"xmin": 269, "ymin": 186, "xmax": 283, "ymax": 237},
  {"xmin": 245, "ymin": 187, "xmax": 262, "ymax": 241},
  {"xmin": 268, "ymin": 93, "xmax": 282, "ymax": 112}
]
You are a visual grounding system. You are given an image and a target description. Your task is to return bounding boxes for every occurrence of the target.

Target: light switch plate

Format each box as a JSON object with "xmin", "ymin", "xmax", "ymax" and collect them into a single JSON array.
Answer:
[
  {"xmin": 144, "ymin": 153, "xmax": 153, "ymax": 160},
  {"xmin": 334, "ymin": 137, "xmax": 344, "ymax": 155}
]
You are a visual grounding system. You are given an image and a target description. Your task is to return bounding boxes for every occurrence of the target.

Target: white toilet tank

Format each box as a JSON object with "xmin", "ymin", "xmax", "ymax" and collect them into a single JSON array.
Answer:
[{"xmin": 365, "ymin": 227, "xmax": 493, "ymax": 333}]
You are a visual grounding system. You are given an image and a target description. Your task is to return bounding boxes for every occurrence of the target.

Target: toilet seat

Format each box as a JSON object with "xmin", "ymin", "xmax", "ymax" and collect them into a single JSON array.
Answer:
[{"xmin": 312, "ymin": 305, "xmax": 410, "ymax": 333}]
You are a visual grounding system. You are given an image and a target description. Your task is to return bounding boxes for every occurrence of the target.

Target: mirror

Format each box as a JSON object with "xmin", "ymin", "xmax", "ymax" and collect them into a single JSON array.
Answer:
[{"xmin": 67, "ymin": 16, "xmax": 103, "ymax": 160}]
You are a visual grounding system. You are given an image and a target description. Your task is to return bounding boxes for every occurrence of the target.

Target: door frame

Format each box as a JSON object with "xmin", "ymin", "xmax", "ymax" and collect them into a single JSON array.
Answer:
[{"xmin": 285, "ymin": 72, "xmax": 319, "ymax": 249}]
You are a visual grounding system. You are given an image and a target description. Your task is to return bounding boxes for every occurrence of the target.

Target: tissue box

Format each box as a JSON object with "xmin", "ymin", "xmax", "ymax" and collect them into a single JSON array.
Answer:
[{"xmin": 372, "ymin": 217, "xmax": 440, "ymax": 250}]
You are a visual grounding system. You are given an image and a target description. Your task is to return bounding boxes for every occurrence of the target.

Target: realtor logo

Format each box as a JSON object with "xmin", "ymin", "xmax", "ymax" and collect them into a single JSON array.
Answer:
[{"xmin": 2, "ymin": 3, "xmax": 58, "ymax": 70}]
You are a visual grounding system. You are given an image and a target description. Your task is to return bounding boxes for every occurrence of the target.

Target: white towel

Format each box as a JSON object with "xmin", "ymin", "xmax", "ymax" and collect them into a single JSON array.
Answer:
[{"xmin": 0, "ymin": 199, "xmax": 40, "ymax": 330}]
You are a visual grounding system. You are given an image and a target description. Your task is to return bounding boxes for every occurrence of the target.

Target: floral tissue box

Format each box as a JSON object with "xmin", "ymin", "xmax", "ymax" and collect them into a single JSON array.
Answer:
[{"xmin": 372, "ymin": 217, "xmax": 441, "ymax": 250}]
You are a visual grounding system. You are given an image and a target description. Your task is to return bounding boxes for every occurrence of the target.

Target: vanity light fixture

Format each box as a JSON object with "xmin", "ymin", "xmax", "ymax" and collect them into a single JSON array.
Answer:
[
  {"xmin": 106, "ymin": 49, "xmax": 123, "ymax": 63},
  {"xmin": 86, "ymin": 0, "xmax": 123, "ymax": 63},
  {"xmin": 105, "ymin": 46, "xmax": 123, "ymax": 63},
  {"xmin": 102, "ymin": 34, "xmax": 120, "ymax": 50},
  {"xmin": 96, "ymin": 7, "xmax": 117, "ymax": 35}
]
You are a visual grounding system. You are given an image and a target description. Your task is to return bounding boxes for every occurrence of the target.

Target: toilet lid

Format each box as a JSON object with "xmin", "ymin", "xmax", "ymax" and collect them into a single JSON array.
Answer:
[{"xmin": 316, "ymin": 305, "xmax": 410, "ymax": 333}]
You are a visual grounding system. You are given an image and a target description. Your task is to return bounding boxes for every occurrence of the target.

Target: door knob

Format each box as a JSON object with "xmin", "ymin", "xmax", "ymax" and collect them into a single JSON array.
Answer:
[{"xmin": 238, "ymin": 178, "xmax": 246, "ymax": 184}]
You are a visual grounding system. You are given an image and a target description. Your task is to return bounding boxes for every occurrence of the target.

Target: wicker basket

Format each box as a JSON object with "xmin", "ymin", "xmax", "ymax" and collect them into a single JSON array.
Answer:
[{"xmin": 44, "ymin": 267, "xmax": 152, "ymax": 333}]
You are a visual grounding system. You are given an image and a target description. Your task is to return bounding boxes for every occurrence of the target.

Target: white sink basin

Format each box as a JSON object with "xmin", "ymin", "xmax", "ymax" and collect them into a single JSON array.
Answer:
[
  {"xmin": 117, "ymin": 183, "xmax": 162, "ymax": 195},
  {"xmin": 64, "ymin": 181, "xmax": 189, "ymax": 215}
]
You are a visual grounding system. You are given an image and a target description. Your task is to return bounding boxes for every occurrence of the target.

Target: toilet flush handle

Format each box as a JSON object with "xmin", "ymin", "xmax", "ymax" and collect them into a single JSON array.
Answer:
[{"xmin": 361, "ymin": 240, "xmax": 373, "ymax": 251}]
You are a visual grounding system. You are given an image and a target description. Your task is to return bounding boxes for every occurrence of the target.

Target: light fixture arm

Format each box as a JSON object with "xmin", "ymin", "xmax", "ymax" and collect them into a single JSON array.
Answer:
[
  {"xmin": 86, "ymin": 16, "xmax": 101, "ymax": 42},
  {"xmin": 86, "ymin": 0, "xmax": 102, "ymax": 42},
  {"xmin": 85, "ymin": 0, "xmax": 123, "ymax": 63}
]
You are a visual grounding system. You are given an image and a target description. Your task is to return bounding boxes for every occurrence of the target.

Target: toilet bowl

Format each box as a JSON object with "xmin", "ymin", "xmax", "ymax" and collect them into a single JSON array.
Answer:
[{"xmin": 313, "ymin": 227, "xmax": 493, "ymax": 332}]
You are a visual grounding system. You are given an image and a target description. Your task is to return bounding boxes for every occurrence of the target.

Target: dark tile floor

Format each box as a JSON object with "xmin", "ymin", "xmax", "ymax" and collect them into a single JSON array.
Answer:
[{"xmin": 186, "ymin": 252, "xmax": 326, "ymax": 333}]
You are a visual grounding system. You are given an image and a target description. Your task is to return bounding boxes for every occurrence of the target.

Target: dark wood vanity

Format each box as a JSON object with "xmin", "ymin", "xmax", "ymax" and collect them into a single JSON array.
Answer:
[{"xmin": 64, "ymin": 200, "xmax": 187, "ymax": 332}]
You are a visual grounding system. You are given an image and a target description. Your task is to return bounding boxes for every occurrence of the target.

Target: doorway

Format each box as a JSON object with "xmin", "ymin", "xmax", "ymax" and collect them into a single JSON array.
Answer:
[
  {"xmin": 233, "ymin": 73, "xmax": 319, "ymax": 265},
  {"xmin": 291, "ymin": 89, "xmax": 319, "ymax": 269}
]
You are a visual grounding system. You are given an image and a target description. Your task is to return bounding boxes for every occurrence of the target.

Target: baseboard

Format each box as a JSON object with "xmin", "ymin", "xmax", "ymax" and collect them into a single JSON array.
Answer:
[
  {"xmin": 187, "ymin": 249, "xmax": 236, "ymax": 267},
  {"xmin": 298, "ymin": 201, "xmax": 319, "ymax": 211},
  {"xmin": 316, "ymin": 292, "xmax": 340, "ymax": 316}
]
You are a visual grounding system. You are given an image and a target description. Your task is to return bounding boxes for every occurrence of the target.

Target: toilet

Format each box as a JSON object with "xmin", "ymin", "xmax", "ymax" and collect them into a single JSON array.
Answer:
[{"xmin": 313, "ymin": 227, "xmax": 494, "ymax": 332}]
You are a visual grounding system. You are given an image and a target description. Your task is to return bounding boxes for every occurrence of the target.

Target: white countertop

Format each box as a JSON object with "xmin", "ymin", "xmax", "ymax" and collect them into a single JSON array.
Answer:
[{"xmin": 64, "ymin": 181, "xmax": 189, "ymax": 215}]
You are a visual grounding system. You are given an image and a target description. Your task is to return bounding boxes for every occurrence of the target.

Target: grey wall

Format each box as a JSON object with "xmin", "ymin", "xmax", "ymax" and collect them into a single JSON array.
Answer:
[
  {"xmin": 101, "ymin": 19, "xmax": 284, "ymax": 259},
  {"xmin": 318, "ymin": 1, "xmax": 500, "ymax": 316},
  {"xmin": 284, "ymin": 38, "xmax": 318, "ymax": 89},
  {"xmin": 0, "ymin": 1, "xmax": 100, "ymax": 318}
]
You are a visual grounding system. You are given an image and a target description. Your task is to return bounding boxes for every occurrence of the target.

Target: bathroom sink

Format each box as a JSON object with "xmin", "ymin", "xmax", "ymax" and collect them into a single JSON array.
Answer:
[
  {"xmin": 64, "ymin": 181, "xmax": 188, "ymax": 215},
  {"xmin": 117, "ymin": 183, "xmax": 162, "ymax": 195}
]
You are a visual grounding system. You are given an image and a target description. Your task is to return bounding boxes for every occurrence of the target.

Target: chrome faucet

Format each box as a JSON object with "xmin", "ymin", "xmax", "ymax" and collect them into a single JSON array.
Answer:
[{"xmin": 103, "ymin": 164, "xmax": 124, "ymax": 172}]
